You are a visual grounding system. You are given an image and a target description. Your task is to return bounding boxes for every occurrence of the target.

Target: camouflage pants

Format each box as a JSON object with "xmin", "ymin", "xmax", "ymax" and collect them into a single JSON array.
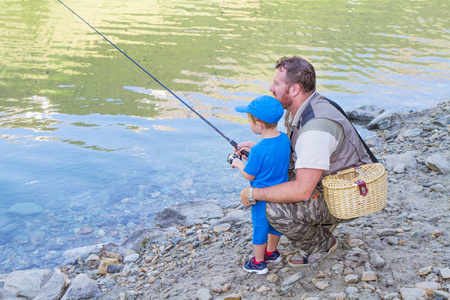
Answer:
[{"xmin": 266, "ymin": 186, "xmax": 351, "ymax": 255}]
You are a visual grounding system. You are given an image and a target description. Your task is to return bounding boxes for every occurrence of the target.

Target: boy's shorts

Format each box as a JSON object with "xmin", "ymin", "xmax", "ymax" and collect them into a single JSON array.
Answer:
[{"xmin": 252, "ymin": 200, "xmax": 282, "ymax": 245}]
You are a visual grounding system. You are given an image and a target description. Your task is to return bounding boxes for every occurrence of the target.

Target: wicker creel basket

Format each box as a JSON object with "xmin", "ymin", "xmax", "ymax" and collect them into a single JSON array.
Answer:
[{"xmin": 322, "ymin": 163, "xmax": 387, "ymax": 219}]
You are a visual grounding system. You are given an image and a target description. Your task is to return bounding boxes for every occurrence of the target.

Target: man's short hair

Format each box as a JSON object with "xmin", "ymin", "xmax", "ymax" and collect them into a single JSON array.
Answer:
[{"xmin": 275, "ymin": 56, "xmax": 316, "ymax": 93}]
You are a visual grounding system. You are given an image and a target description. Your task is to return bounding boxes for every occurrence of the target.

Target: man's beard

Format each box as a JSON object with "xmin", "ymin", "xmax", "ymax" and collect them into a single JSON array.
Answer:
[{"xmin": 274, "ymin": 89, "xmax": 291, "ymax": 109}]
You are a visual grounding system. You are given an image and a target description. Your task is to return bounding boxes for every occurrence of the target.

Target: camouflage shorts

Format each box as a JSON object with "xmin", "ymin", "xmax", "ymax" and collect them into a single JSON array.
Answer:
[{"xmin": 266, "ymin": 186, "xmax": 352, "ymax": 255}]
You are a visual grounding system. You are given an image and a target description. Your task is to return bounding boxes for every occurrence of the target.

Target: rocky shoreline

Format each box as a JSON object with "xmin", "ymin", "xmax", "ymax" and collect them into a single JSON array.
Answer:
[{"xmin": 1, "ymin": 101, "xmax": 449, "ymax": 300}]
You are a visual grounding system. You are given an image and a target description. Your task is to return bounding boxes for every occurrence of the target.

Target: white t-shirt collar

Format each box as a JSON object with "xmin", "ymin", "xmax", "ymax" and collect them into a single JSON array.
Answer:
[{"xmin": 289, "ymin": 90, "xmax": 317, "ymax": 127}]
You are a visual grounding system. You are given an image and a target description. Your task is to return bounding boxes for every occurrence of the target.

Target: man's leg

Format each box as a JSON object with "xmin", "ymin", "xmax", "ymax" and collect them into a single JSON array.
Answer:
[{"xmin": 266, "ymin": 188, "xmax": 343, "ymax": 255}]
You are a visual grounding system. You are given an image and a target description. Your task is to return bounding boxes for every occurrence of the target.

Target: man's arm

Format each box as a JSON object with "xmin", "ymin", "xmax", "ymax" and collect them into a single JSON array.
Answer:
[{"xmin": 240, "ymin": 168, "xmax": 323, "ymax": 207}]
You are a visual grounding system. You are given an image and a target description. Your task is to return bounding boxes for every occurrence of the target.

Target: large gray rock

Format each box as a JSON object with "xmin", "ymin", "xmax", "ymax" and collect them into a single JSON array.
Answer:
[
  {"xmin": 62, "ymin": 243, "xmax": 104, "ymax": 265},
  {"xmin": 369, "ymin": 252, "xmax": 386, "ymax": 269},
  {"xmin": 61, "ymin": 274, "xmax": 101, "ymax": 300},
  {"xmin": 426, "ymin": 154, "xmax": 450, "ymax": 174},
  {"xmin": 364, "ymin": 135, "xmax": 384, "ymax": 149},
  {"xmin": 347, "ymin": 105, "xmax": 385, "ymax": 121},
  {"xmin": 215, "ymin": 209, "xmax": 250, "ymax": 225},
  {"xmin": 35, "ymin": 268, "xmax": 70, "ymax": 300},
  {"xmin": 154, "ymin": 208, "xmax": 186, "ymax": 228},
  {"xmin": 385, "ymin": 151, "xmax": 418, "ymax": 170},
  {"xmin": 4, "ymin": 269, "xmax": 52, "ymax": 299},
  {"xmin": 432, "ymin": 115, "xmax": 450, "ymax": 127},
  {"xmin": 398, "ymin": 128, "xmax": 422, "ymax": 140},
  {"xmin": 154, "ymin": 201, "xmax": 223, "ymax": 228},
  {"xmin": 367, "ymin": 110, "xmax": 394, "ymax": 130}
]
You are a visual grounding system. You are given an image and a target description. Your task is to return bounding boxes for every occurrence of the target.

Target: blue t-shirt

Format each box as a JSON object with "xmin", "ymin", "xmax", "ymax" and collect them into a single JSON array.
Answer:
[{"xmin": 244, "ymin": 132, "xmax": 290, "ymax": 188}]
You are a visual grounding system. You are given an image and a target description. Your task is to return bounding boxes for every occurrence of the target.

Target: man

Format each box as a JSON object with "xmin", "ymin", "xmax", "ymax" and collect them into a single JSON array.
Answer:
[{"xmin": 237, "ymin": 56, "xmax": 372, "ymax": 267}]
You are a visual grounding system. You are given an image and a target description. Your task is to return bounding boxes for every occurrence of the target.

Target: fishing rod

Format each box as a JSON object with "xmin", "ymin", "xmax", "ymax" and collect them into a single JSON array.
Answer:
[{"xmin": 59, "ymin": 0, "xmax": 249, "ymax": 157}]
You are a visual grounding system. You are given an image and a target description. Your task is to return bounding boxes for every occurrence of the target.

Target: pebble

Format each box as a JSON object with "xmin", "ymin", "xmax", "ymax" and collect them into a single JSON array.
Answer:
[
  {"xmin": 440, "ymin": 267, "xmax": 450, "ymax": 279},
  {"xmin": 418, "ymin": 266, "xmax": 432, "ymax": 276},
  {"xmin": 400, "ymin": 287, "xmax": 427, "ymax": 299},
  {"xmin": 385, "ymin": 236, "xmax": 399, "ymax": 245},
  {"xmin": 376, "ymin": 229, "xmax": 396, "ymax": 237},
  {"xmin": 344, "ymin": 274, "xmax": 359, "ymax": 283},
  {"xmin": 124, "ymin": 252, "xmax": 139, "ymax": 263},
  {"xmin": 256, "ymin": 285, "xmax": 271, "ymax": 293},
  {"xmin": 346, "ymin": 286, "xmax": 359, "ymax": 295},
  {"xmin": 98, "ymin": 258, "xmax": 119, "ymax": 275},
  {"xmin": 314, "ymin": 280, "xmax": 330, "ymax": 290},
  {"xmin": 196, "ymin": 288, "xmax": 212, "ymax": 300},
  {"xmin": 363, "ymin": 283, "xmax": 376, "ymax": 292},
  {"xmin": 282, "ymin": 273, "xmax": 304, "ymax": 286},
  {"xmin": 415, "ymin": 281, "xmax": 441, "ymax": 295},
  {"xmin": 434, "ymin": 290, "xmax": 450, "ymax": 300},
  {"xmin": 266, "ymin": 274, "xmax": 279, "ymax": 283},
  {"xmin": 369, "ymin": 252, "xmax": 385, "ymax": 268},
  {"xmin": 213, "ymin": 223, "xmax": 231, "ymax": 232},
  {"xmin": 78, "ymin": 226, "xmax": 93, "ymax": 235},
  {"xmin": 383, "ymin": 292, "xmax": 400, "ymax": 300},
  {"xmin": 361, "ymin": 271, "xmax": 377, "ymax": 281},
  {"xmin": 107, "ymin": 264, "xmax": 122, "ymax": 274},
  {"xmin": 223, "ymin": 294, "xmax": 241, "ymax": 300}
]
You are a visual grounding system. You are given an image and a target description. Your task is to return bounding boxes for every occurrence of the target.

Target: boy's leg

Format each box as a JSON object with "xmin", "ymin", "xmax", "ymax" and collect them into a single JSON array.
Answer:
[
  {"xmin": 265, "ymin": 233, "xmax": 282, "ymax": 263},
  {"xmin": 254, "ymin": 243, "xmax": 266, "ymax": 262},
  {"xmin": 267, "ymin": 234, "xmax": 280, "ymax": 253}
]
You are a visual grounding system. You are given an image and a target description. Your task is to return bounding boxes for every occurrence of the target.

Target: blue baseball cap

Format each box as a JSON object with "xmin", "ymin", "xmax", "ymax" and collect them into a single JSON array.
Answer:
[{"xmin": 235, "ymin": 95, "xmax": 284, "ymax": 123}]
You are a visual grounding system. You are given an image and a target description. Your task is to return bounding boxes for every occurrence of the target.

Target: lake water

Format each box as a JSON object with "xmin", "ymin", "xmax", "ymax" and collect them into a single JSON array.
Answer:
[{"xmin": 0, "ymin": 0, "xmax": 449, "ymax": 272}]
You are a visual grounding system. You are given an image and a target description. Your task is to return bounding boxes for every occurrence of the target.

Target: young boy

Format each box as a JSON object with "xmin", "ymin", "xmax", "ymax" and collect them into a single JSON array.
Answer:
[{"xmin": 231, "ymin": 95, "xmax": 290, "ymax": 274}]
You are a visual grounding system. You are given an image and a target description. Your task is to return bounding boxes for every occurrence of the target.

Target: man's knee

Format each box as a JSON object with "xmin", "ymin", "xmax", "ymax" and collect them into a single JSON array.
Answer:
[{"xmin": 266, "ymin": 203, "xmax": 295, "ymax": 224}]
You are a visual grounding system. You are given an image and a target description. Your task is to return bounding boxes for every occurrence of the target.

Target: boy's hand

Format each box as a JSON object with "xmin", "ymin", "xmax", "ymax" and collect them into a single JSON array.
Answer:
[
  {"xmin": 231, "ymin": 158, "xmax": 244, "ymax": 170},
  {"xmin": 235, "ymin": 141, "xmax": 256, "ymax": 160}
]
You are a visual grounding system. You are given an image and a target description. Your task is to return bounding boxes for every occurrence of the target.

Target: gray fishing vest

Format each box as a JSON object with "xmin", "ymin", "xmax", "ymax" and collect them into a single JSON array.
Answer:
[{"xmin": 285, "ymin": 92, "xmax": 372, "ymax": 180}]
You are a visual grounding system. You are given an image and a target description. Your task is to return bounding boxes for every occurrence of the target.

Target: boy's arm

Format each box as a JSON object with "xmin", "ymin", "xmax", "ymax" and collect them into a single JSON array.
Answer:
[{"xmin": 231, "ymin": 159, "xmax": 255, "ymax": 181}]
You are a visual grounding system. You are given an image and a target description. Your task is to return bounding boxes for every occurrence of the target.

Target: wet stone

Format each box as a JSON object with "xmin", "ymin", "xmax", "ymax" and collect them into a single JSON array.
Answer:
[
  {"xmin": 9, "ymin": 202, "xmax": 43, "ymax": 215},
  {"xmin": 107, "ymin": 264, "xmax": 122, "ymax": 273}
]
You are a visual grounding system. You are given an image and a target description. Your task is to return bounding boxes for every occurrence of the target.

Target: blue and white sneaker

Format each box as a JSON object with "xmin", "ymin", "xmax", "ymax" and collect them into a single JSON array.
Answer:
[
  {"xmin": 264, "ymin": 250, "xmax": 282, "ymax": 264},
  {"xmin": 243, "ymin": 257, "xmax": 268, "ymax": 275}
]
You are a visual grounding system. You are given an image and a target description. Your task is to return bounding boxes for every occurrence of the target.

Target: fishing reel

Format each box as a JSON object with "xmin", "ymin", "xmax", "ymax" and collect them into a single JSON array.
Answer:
[{"xmin": 227, "ymin": 153, "xmax": 241, "ymax": 164}]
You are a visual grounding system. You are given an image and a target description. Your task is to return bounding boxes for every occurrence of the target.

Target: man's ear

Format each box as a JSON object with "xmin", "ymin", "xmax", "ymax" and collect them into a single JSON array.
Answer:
[{"xmin": 289, "ymin": 83, "xmax": 302, "ymax": 96}]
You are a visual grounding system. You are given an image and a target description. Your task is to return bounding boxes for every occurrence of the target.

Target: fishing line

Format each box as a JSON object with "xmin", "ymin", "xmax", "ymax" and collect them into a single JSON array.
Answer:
[{"xmin": 59, "ymin": 0, "xmax": 248, "ymax": 156}]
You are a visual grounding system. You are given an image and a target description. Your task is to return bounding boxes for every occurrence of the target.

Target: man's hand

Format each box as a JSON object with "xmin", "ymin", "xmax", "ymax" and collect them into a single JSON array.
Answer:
[{"xmin": 240, "ymin": 186, "xmax": 252, "ymax": 207}]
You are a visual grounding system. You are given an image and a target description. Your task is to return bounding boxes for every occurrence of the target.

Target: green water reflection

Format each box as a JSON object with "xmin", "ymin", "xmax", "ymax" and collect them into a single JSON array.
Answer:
[{"xmin": 1, "ymin": 0, "xmax": 449, "ymax": 130}]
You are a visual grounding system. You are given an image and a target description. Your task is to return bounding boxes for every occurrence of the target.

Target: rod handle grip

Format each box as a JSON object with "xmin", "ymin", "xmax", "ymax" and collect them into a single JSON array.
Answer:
[{"xmin": 230, "ymin": 140, "xmax": 249, "ymax": 157}]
